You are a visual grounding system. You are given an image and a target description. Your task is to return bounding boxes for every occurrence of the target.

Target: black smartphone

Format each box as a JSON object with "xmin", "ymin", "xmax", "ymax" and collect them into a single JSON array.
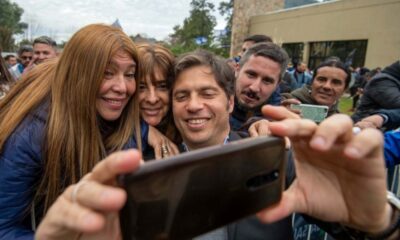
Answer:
[{"xmin": 118, "ymin": 136, "xmax": 286, "ymax": 240}]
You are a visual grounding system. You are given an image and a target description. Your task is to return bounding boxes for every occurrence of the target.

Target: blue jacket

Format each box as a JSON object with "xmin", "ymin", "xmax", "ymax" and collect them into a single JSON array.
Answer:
[
  {"xmin": 384, "ymin": 129, "xmax": 400, "ymax": 168},
  {"xmin": 288, "ymin": 70, "xmax": 312, "ymax": 89},
  {"xmin": 0, "ymin": 104, "xmax": 148, "ymax": 239}
]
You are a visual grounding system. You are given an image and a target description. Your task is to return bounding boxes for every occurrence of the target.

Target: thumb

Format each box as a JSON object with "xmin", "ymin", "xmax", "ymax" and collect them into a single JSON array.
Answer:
[{"xmin": 256, "ymin": 181, "xmax": 305, "ymax": 223}]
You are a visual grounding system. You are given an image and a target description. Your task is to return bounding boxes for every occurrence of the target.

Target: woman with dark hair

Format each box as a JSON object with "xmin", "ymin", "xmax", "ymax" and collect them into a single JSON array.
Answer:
[
  {"xmin": 137, "ymin": 43, "xmax": 180, "ymax": 159},
  {"xmin": 0, "ymin": 24, "xmax": 153, "ymax": 238}
]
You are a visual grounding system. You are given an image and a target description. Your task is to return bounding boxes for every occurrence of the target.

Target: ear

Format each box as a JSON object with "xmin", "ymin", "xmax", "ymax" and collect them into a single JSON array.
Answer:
[
  {"xmin": 228, "ymin": 95, "xmax": 234, "ymax": 113},
  {"xmin": 234, "ymin": 64, "xmax": 240, "ymax": 78}
]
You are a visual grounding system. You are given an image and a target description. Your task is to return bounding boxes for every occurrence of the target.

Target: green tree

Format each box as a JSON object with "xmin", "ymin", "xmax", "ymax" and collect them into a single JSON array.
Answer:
[
  {"xmin": 169, "ymin": 0, "xmax": 216, "ymax": 54},
  {"xmin": 0, "ymin": 0, "xmax": 27, "ymax": 51},
  {"xmin": 217, "ymin": 0, "xmax": 233, "ymax": 57}
]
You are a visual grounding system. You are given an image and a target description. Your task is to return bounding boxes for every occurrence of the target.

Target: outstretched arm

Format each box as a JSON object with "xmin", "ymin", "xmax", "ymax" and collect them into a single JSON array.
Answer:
[{"xmin": 257, "ymin": 105, "xmax": 395, "ymax": 237}]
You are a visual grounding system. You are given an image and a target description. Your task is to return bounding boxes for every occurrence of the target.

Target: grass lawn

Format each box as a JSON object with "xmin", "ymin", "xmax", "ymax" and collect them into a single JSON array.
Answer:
[{"xmin": 339, "ymin": 95, "xmax": 353, "ymax": 116}]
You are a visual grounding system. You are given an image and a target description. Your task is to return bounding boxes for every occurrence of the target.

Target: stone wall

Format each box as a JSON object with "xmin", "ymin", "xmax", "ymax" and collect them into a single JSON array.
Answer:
[{"xmin": 230, "ymin": 0, "xmax": 285, "ymax": 57}]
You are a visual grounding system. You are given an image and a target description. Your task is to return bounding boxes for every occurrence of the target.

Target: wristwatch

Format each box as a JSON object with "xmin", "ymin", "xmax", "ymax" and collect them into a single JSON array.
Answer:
[{"xmin": 344, "ymin": 191, "xmax": 400, "ymax": 240}]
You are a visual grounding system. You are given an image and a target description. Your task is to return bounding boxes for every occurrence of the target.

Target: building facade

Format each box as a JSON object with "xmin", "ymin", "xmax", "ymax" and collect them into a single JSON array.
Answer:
[{"xmin": 231, "ymin": 0, "xmax": 400, "ymax": 69}]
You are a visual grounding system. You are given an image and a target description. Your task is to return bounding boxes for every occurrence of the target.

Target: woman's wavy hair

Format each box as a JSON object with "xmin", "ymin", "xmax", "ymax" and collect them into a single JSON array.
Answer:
[{"xmin": 0, "ymin": 24, "xmax": 142, "ymax": 213}]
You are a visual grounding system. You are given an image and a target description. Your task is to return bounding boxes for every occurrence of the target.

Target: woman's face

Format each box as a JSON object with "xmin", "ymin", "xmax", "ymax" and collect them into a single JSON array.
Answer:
[
  {"xmin": 96, "ymin": 50, "xmax": 136, "ymax": 121},
  {"xmin": 138, "ymin": 69, "xmax": 170, "ymax": 126}
]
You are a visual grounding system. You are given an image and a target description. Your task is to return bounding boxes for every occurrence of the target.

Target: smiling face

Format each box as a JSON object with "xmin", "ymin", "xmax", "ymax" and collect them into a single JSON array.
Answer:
[
  {"xmin": 138, "ymin": 68, "xmax": 170, "ymax": 126},
  {"xmin": 235, "ymin": 55, "xmax": 281, "ymax": 109},
  {"xmin": 96, "ymin": 51, "xmax": 137, "ymax": 121},
  {"xmin": 33, "ymin": 43, "xmax": 57, "ymax": 64},
  {"xmin": 173, "ymin": 65, "xmax": 233, "ymax": 150},
  {"xmin": 311, "ymin": 66, "xmax": 347, "ymax": 107}
]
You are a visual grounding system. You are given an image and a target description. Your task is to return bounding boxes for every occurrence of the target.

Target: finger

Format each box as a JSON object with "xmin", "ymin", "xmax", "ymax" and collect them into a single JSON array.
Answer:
[
  {"xmin": 281, "ymin": 98, "xmax": 301, "ymax": 107},
  {"xmin": 262, "ymin": 105, "xmax": 301, "ymax": 121},
  {"xmin": 309, "ymin": 114, "xmax": 353, "ymax": 151},
  {"xmin": 256, "ymin": 183, "xmax": 303, "ymax": 223},
  {"xmin": 89, "ymin": 149, "xmax": 141, "ymax": 183},
  {"xmin": 168, "ymin": 142, "xmax": 179, "ymax": 156},
  {"xmin": 268, "ymin": 118, "xmax": 317, "ymax": 138},
  {"xmin": 248, "ymin": 125, "xmax": 259, "ymax": 137},
  {"xmin": 344, "ymin": 128, "xmax": 384, "ymax": 161},
  {"xmin": 65, "ymin": 181, "xmax": 126, "ymax": 212},
  {"xmin": 41, "ymin": 193, "xmax": 105, "ymax": 235},
  {"xmin": 154, "ymin": 145, "xmax": 162, "ymax": 159}
]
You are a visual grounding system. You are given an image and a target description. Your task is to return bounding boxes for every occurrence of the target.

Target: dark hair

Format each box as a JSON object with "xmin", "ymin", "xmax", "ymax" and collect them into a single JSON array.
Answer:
[
  {"xmin": 244, "ymin": 34, "xmax": 273, "ymax": 43},
  {"xmin": 18, "ymin": 45, "xmax": 33, "ymax": 56},
  {"xmin": 312, "ymin": 59, "xmax": 351, "ymax": 89},
  {"xmin": 239, "ymin": 42, "xmax": 289, "ymax": 80},
  {"xmin": 174, "ymin": 50, "xmax": 235, "ymax": 99},
  {"xmin": 4, "ymin": 55, "xmax": 16, "ymax": 61},
  {"xmin": 33, "ymin": 36, "xmax": 57, "ymax": 48}
]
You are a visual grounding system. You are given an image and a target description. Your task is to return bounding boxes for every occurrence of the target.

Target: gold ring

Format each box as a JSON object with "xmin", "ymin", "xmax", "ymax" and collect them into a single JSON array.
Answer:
[{"xmin": 161, "ymin": 145, "xmax": 169, "ymax": 158}]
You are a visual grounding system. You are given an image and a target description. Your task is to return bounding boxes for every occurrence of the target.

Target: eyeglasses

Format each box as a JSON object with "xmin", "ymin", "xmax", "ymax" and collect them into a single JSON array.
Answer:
[{"xmin": 21, "ymin": 56, "xmax": 32, "ymax": 60}]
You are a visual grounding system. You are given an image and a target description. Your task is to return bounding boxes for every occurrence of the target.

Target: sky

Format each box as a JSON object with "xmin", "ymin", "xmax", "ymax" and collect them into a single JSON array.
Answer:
[{"xmin": 11, "ymin": 0, "xmax": 227, "ymax": 43}]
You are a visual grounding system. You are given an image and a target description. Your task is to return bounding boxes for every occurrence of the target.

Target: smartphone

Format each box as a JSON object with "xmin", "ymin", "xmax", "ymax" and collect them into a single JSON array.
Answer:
[
  {"xmin": 290, "ymin": 103, "xmax": 328, "ymax": 123},
  {"xmin": 118, "ymin": 136, "xmax": 286, "ymax": 240}
]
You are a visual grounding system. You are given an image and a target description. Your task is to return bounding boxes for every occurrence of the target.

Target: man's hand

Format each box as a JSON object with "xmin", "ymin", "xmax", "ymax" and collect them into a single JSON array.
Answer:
[
  {"xmin": 355, "ymin": 114, "xmax": 384, "ymax": 129},
  {"xmin": 257, "ymin": 105, "xmax": 390, "ymax": 235},
  {"xmin": 35, "ymin": 150, "xmax": 142, "ymax": 240}
]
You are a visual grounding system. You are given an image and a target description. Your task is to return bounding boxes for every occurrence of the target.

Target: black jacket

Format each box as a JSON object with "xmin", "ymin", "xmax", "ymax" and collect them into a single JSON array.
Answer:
[{"xmin": 352, "ymin": 61, "xmax": 400, "ymax": 122}]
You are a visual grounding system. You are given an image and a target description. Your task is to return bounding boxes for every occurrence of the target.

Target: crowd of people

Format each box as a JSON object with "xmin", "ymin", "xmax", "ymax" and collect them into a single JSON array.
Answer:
[{"xmin": 0, "ymin": 24, "xmax": 399, "ymax": 240}]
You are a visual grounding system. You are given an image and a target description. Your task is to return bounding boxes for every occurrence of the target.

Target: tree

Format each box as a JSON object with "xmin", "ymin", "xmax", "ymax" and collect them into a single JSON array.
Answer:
[
  {"xmin": 0, "ymin": 0, "xmax": 27, "ymax": 51},
  {"xmin": 217, "ymin": 0, "xmax": 233, "ymax": 57},
  {"xmin": 169, "ymin": 0, "xmax": 216, "ymax": 54}
]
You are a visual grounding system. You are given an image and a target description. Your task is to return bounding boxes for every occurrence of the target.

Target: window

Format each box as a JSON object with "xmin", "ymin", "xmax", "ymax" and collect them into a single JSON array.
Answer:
[
  {"xmin": 308, "ymin": 40, "xmax": 368, "ymax": 69},
  {"xmin": 282, "ymin": 42, "xmax": 304, "ymax": 66}
]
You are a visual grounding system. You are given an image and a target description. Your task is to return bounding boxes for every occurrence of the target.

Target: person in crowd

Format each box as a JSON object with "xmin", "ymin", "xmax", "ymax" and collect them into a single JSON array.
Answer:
[
  {"xmin": 349, "ymin": 67, "xmax": 369, "ymax": 111},
  {"xmin": 230, "ymin": 42, "xmax": 289, "ymax": 131},
  {"xmin": 352, "ymin": 60, "xmax": 400, "ymax": 122},
  {"xmin": 238, "ymin": 34, "xmax": 282, "ymax": 106},
  {"xmin": 19, "ymin": 36, "xmax": 60, "ymax": 77},
  {"xmin": 171, "ymin": 49, "xmax": 294, "ymax": 239},
  {"xmin": 288, "ymin": 61, "xmax": 312, "ymax": 89},
  {"xmin": 32, "ymin": 36, "xmax": 58, "ymax": 65},
  {"xmin": 0, "ymin": 50, "xmax": 14, "ymax": 99},
  {"xmin": 34, "ymin": 52, "xmax": 399, "ymax": 240},
  {"xmin": 239, "ymin": 34, "xmax": 273, "ymax": 58},
  {"xmin": 8, "ymin": 45, "xmax": 33, "ymax": 80},
  {"xmin": 137, "ymin": 43, "xmax": 179, "ymax": 159},
  {"xmin": 0, "ymin": 24, "xmax": 163, "ymax": 239},
  {"xmin": 4, "ymin": 54, "xmax": 17, "ymax": 68},
  {"xmin": 282, "ymin": 59, "xmax": 351, "ymax": 118}
]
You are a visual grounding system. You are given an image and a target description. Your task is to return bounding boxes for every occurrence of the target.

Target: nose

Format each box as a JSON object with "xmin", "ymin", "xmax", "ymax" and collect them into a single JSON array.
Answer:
[
  {"xmin": 186, "ymin": 95, "xmax": 203, "ymax": 112},
  {"xmin": 322, "ymin": 81, "xmax": 333, "ymax": 90},
  {"xmin": 112, "ymin": 74, "xmax": 127, "ymax": 94},
  {"xmin": 146, "ymin": 87, "xmax": 159, "ymax": 104},
  {"xmin": 248, "ymin": 79, "xmax": 261, "ymax": 92}
]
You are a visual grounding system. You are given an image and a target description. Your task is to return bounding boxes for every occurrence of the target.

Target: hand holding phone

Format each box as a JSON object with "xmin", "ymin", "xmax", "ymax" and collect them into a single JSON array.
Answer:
[
  {"xmin": 119, "ymin": 136, "xmax": 286, "ymax": 240},
  {"xmin": 290, "ymin": 103, "xmax": 328, "ymax": 123}
]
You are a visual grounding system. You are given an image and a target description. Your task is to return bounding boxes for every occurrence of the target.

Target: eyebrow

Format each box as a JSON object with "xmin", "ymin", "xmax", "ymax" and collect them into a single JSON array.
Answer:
[{"xmin": 108, "ymin": 61, "xmax": 136, "ymax": 69}]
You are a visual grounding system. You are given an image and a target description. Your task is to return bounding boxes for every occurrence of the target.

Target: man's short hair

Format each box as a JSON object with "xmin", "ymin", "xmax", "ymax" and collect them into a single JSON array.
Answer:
[
  {"xmin": 4, "ymin": 55, "xmax": 16, "ymax": 61},
  {"xmin": 17, "ymin": 45, "xmax": 33, "ymax": 56},
  {"xmin": 174, "ymin": 50, "xmax": 235, "ymax": 99},
  {"xmin": 33, "ymin": 36, "xmax": 57, "ymax": 48},
  {"xmin": 244, "ymin": 34, "xmax": 272, "ymax": 43},
  {"xmin": 312, "ymin": 59, "xmax": 352, "ymax": 89},
  {"xmin": 239, "ymin": 42, "xmax": 289, "ymax": 80}
]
